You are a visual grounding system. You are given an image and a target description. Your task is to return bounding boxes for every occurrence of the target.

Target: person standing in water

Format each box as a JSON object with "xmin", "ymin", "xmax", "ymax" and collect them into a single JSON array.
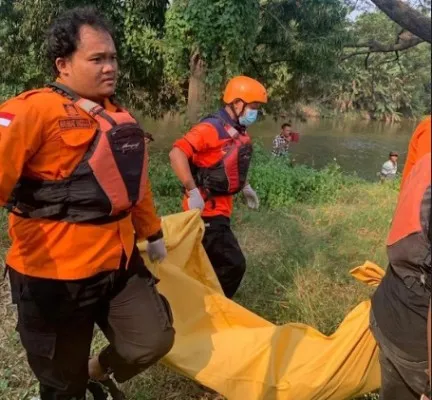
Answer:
[
  {"xmin": 379, "ymin": 151, "xmax": 399, "ymax": 181},
  {"xmin": 272, "ymin": 122, "xmax": 300, "ymax": 157}
]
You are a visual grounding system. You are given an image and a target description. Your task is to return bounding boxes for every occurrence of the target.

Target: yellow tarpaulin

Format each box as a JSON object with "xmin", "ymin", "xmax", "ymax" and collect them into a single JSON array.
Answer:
[{"xmin": 137, "ymin": 210, "xmax": 383, "ymax": 400}]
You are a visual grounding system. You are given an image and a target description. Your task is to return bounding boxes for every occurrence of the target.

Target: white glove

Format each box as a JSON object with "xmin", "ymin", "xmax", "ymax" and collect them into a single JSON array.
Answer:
[
  {"xmin": 147, "ymin": 238, "xmax": 167, "ymax": 262},
  {"xmin": 243, "ymin": 184, "xmax": 260, "ymax": 210},
  {"xmin": 187, "ymin": 188, "xmax": 205, "ymax": 211}
]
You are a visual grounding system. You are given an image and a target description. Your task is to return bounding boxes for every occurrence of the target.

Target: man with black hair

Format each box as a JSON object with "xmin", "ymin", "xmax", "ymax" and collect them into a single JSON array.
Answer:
[
  {"xmin": 379, "ymin": 151, "xmax": 399, "ymax": 181},
  {"xmin": 272, "ymin": 122, "xmax": 298, "ymax": 157},
  {"xmin": 0, "ymin": 7, "xmax": 174, "ymax": 400}
]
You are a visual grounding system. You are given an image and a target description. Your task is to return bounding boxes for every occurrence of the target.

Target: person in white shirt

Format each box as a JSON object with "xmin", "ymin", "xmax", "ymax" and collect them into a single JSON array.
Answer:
[{"xmin": 380, "ymin": 151, "xmax": 399, "ymax": 181}]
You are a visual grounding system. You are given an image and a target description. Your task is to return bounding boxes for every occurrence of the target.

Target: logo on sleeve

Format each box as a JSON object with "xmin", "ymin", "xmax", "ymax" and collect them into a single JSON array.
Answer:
[
  {"xmin": 59, "ymin": 118, "xmax": 92, "ymax": 130},
  {"xmin": 0, "ymin": 112, "xmax": 15, "ymax": 127},
  {"xmin": 63, "ymin": 104, "xmax": 80, "ymax": 117}
]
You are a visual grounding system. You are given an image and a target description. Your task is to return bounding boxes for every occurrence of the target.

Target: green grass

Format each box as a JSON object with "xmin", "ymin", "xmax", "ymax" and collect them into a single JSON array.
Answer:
[{"xmin": 0, "ymin": 149, "xmax": 399, "ymax": 399}]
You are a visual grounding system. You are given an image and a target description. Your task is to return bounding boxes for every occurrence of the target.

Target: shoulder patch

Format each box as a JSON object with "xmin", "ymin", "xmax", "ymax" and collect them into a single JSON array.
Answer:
[
  {"xmin": 58, "ymin": 118, "xmax": 92, "ymax": 130},
  {"xmin": 63, "ymin": 104, "xmax": 80, "ymax": 117}
]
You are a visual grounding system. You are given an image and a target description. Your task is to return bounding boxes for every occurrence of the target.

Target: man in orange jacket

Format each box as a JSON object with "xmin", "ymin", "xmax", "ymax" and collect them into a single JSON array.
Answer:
[
  {"xmin": 0, "ymin": 7, "xmax": 174, "ymax": 400},
  {"xmin": 169, "ymin": 76, "xmax": 267, "ymax": 298},
  {"xmin": 370, "ymin": 116, "xmax": 431, "ymax": 400}
]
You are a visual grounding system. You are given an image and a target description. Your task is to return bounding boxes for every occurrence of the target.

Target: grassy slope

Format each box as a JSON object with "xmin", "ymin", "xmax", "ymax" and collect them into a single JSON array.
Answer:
[{"xmin": 0, "ymin": 157, "xmax": 398, "ymax": 399}]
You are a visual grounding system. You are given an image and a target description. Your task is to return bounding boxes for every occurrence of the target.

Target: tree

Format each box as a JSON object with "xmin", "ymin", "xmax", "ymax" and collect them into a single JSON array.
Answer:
[
  {"xmin": 249, "ymin": 0, "xmax": 350, "ymax": 115},
  {"xmin": 369, "ymin": 0, "xmax": 431, "ymax": 43},
  {"xmin": 0, "ymin": 0, "xmax": 171, "ymax": 117},
  {"xmin": 333, "ymin": 12, "xmax": 431, "ymax": 121},
  {"xmin": 343, "ymin": 0, "xmax": 431, "ymax": 59},
  {"xmin": 1, "ymin": 0, "xmax": 429, "ymax": 120},
  {"xmin": 164, "ymin": 0, "xmax": 260, "ymax": 122}
]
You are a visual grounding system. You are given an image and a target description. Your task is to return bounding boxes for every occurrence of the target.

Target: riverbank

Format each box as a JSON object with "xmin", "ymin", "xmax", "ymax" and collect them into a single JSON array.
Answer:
[
  {"xmin": 0, "ymin": 151, "xmax": 399, "ymax": 399},
  {"xmin": 281, "ymin": 102, "xmax": 430, "ymax": 124}
]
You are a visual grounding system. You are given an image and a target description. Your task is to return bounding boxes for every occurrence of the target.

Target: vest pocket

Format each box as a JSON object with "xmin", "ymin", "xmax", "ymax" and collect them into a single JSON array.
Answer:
[
  {"xmin": 60, "ymin": 127, "xmax": 95, "ymax": 148},
  {"xmin": 59, "ymin": 128, "xmax": 96, "ymax": 178}
]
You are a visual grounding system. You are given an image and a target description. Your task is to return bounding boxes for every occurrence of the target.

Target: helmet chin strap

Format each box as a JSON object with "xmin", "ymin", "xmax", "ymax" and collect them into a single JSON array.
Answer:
[{"xmin": 229, "ymin": 101, "xmax": 247, "ymax": 122}]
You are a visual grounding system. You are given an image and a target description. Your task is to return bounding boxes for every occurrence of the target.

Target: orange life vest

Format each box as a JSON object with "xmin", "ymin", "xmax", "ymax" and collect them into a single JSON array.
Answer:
[
  {"xmin": 191, "ymin": 114, "xmax": 253, "ymax": 196},
  {"xmin": 387, "ymin": 152, "xmax": 431, "ymax": 290},
  {"xmin": 7, "ymin": 82, "xmax": 149, "ymax": 224}
]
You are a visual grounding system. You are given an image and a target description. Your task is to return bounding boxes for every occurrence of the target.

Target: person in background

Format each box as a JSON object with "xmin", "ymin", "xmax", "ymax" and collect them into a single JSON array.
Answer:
[
  {"xmin": 0, "ymin": 7, "xmax": 174, "ymax": 400},
  {"xmin": 370, "ymin": 117, "xmax": 431, "ymax": 400},
  {"xmin": 169, "ymin": 76, "xmax": 267, "ymax": 299},
  {"xmin": 379, "ymin": 151, "xmax": 399, "ymax": 181},
  {"xmin": 272, "ymin": 122, "xmax": 299, "ymax": 157}
]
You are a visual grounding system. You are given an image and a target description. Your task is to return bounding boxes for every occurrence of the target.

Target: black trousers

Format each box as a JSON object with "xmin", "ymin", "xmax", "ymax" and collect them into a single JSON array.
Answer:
[
  {"xmin": 370, "ymin": 310, "xmax": 429, "ymax": 400},
  {"xmin": 8, "ymin": 246, "xmax": 175, "ymax": 400},
  {"xmin": 202, "ymin": 216, "xmax": 246, "ymax": 299}
]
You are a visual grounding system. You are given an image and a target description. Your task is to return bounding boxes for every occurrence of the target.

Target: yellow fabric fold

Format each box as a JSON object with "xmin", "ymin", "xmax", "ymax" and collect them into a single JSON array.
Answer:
[{"xmin": 137, "ymin": 210, "xmax": 382, "ymax": 400}]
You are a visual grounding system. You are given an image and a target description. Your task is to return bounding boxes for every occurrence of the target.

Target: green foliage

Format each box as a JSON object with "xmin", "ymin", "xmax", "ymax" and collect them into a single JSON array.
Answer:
[
  {"xmin": 0, "ymin": 0, "xmax": 430, "ymax": 120},
  {"xmin": 114, "ymin": 0, "xmax": 172, "ymax": 116},
  {"xmin": 0, "ymin": 0, "xmax": 171, "ymax": 116},
  {"xmin": 331, "ymin": 12, "xmax": 432, "ymax": 121},
  {"xmin": 333, "ymin": 62, "xmax": 417, "ymax": 122},
  {"xmin": 253, "ymin": 0, "xmax": 350, "ymax": 114},
  {"xmin": 147, "ymin": 151, "xmax": 183, "ymax": 215},
  {"xmin": 164, "ymin": 0, "xmax": 260, "ymax": 112},
  {"xmin": 147, "ymin": 144, "xmax": 359, "ymax": 217},
  {"xmin": 248, "ymin": 145, "xmax": 358, "ymax": 208},
  {"xmin": 0, "ymin": 0, "xmax": 46, "ymax": 98}
]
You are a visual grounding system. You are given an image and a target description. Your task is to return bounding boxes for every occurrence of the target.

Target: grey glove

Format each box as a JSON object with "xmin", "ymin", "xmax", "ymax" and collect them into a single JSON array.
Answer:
[
  {"xmin": 147, "ymin": 238, "xmax": 167, "ymax": 262},
  {"xmin": 242, "ymin": 184, "xmax": 260, "ymax": 210},
  {"xmin": 187, "ymin": 188, "xmax": 205, "ymax": 211}
]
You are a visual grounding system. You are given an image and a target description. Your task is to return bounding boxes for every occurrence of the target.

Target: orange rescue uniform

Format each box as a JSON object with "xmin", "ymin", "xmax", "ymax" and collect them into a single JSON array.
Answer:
[
  {"xmin": 0, "ymin": 86, "xmax": 161, "ymax": 280},
  {"xmin": 401, "ymin": 115, "xmax": 431, "ymax": 188},
  {"xmin": 173, "ymin": 121, "xmax": 235, "ymax": 218}
]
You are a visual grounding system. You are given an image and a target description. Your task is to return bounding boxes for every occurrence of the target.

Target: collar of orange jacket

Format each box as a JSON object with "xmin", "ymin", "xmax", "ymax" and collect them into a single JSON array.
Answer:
[{"xmin": 55, "ymin": 77, "xmax": 119, "ymax": 112}]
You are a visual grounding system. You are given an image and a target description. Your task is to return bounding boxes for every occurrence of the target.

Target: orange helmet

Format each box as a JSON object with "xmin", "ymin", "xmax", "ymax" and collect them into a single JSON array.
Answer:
[{"xmin": 223, "ymin": 76, "xmax": 268, "ymax": 104}]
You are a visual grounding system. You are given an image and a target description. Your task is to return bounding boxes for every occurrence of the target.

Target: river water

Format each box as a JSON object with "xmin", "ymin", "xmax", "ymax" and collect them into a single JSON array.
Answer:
[{"xmin": 142, "ymin": 115, "xmax": 418, "ymax": 181}]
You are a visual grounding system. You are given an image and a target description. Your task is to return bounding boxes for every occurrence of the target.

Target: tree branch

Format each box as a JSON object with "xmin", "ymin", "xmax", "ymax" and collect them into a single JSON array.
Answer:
[
  {"xmin": 365, "ymin": 52, "xmax": 371, "ymax": 68},
  {"xmin": 395, "ymin": 50, "xmax": 403, "ymax": 71},
  {"xmin": 373, "ymin": 51, "xmax": 402, "ymax": 69},
  {"xmin": 342, "ymin": 35, "xmax": 423, "ymax": 60},
  {"xmin": 369, "ymin": 0, "xmax": 431, "ymax": 43}
]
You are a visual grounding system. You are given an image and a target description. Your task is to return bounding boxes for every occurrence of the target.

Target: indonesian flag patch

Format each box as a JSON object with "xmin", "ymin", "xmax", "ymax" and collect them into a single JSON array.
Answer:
[{"xmin": 0, "ymin": 112, "xmax": 15, "ymax": 127}]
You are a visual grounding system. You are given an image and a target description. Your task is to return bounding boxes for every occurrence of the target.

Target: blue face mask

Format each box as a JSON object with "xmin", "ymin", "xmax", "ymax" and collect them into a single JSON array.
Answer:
[{"xmin": 239, "ymin": 109, "xmax": 258, "ymax": 127}]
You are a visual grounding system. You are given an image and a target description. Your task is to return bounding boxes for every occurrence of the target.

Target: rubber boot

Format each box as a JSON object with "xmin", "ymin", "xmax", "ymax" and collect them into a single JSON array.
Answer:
[{"xmin": 87, "ymin": 378, "xmax": 126, "ymax": 400}]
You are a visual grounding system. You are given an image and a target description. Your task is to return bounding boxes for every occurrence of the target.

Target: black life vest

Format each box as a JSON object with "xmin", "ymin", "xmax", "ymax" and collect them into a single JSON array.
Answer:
[
  {"xmin": 6, "ymin": 82, "xmax": 149, "ymax": 224},
  {"xmin": 191, "ymin": 114, "xmax": 253, "ymax": 196}
]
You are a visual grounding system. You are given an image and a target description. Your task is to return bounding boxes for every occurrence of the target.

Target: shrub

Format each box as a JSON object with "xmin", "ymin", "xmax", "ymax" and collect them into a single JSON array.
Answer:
[{"xmin": 148, "ymin": 144, "xmax": 361, "ymax": 213}]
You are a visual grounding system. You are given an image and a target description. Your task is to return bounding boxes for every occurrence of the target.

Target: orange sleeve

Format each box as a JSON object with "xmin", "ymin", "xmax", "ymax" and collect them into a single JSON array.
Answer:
[
  {"xmin": 131, "ymin": 179, "xmax": 162, "ymax": 241},
  {"xmin": 0, "ymin": 98, "xmax": 44, "ymax": 206},
  {"xmin": 401, "ymin": 116, "xmax": 431, "ymax": 188},
  {"xmin": 173, "ymin": 123, "xmax": 217, "ymax": 158}
]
